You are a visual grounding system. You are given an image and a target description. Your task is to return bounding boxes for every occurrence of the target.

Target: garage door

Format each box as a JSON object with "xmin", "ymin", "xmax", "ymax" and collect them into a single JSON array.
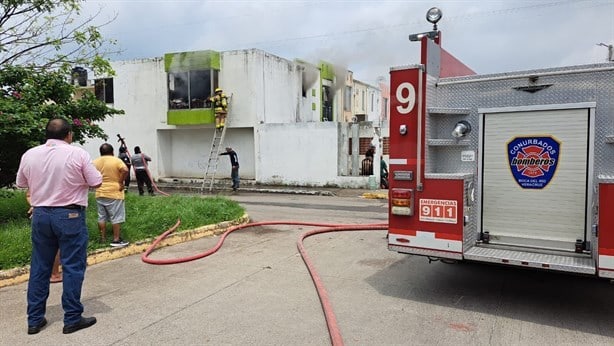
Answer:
[{"xmin": 482, "ymin": 108, "xmax": 589, "ymax": 250}]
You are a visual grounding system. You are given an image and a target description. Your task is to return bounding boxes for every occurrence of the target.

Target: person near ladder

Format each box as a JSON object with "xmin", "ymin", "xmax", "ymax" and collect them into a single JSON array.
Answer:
[
  {"xmin": 131, "ymin": 146, "xmax": 154, "ymax": 196},
  {"xmin": 219, "ymin": 147, "xmax": 239, "ymax": 191},
  {"xmin": 209, "ymin": 87, "xmax": 228, "ymax": 130},
  {"xmin": 117, "ymin": 146, "xmax": 131, "ymax": 191}
]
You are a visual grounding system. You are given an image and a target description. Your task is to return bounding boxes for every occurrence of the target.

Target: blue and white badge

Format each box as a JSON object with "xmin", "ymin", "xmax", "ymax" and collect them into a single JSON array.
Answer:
[{"xmin": 508, "ymin": 136, "xmax": 560, "ymax": 189}]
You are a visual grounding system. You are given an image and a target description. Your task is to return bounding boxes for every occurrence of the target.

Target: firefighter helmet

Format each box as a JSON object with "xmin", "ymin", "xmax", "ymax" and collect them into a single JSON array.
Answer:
[{"xmin": 215, "ymin": 88, "xmax": 223, "ymax": 93}]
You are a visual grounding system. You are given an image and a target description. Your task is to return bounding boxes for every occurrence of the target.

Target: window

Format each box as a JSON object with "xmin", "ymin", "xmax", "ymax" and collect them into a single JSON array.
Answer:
[
  {"xmin": 94, "ymin": 78, "xmax": 114, "ymax": 104},
  {"xmin": 362, "ymin": 90, "xmax": 365, "ymax": 110},
  {"xmin": 344, "ymin": 86, "xmax": 352, "ymax": 111},
  {"xmin": 371, "ymin": 92, "xmax": 374, "ymax": 112},
  {"xmin": 168, "ymin": 70, "xmax": 216, "ymax": 109}
]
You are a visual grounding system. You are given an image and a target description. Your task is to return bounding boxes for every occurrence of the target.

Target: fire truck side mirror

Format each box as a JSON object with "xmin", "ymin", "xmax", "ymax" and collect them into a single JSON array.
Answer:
[
  {"xmin": 399, "ymin": 124, "xmax": 408, "ymax": 136},
  {"xmin": 452, "ymin": 120, "xmax": 471, "ymax": 138}
]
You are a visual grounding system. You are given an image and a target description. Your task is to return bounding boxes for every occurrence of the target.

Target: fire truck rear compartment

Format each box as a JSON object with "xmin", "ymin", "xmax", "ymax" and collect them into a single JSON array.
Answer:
[
  {"xmin": 388, "ymin": 13, "xmax": 614, "ymax": 276},
  {"xmin": 480, "ymin": 108, "xmax": 590, "ymax": 252}
]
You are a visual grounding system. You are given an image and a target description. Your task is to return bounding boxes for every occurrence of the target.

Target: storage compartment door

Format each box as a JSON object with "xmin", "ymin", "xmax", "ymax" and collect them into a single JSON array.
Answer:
[{"xmin": 482, "ymin": 108, "xmax": 589, "ymax": 250}]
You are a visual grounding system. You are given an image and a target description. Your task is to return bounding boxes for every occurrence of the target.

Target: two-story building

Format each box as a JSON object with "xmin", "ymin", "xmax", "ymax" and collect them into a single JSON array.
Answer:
[{"xmin": 80, "ymin": 48, "xmax": 389, "ymax": 188}]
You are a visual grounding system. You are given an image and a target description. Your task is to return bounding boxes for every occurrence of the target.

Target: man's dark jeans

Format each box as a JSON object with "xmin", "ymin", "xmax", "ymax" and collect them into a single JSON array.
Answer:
[{"xmin": 28, "ymin": 207, "xmax": 88, "ymax": 326}]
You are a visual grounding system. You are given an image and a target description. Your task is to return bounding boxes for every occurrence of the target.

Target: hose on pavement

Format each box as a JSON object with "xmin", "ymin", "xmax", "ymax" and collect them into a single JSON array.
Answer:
[{"xmin": 141, "ymin": 220, "xmax": 388, "ymax": 346}]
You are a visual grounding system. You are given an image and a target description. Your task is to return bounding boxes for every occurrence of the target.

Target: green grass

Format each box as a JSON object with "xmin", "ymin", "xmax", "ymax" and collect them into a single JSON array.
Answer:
[{"xmin": 0, "ymin": 190, "xmax": 244, "ymax": 270}]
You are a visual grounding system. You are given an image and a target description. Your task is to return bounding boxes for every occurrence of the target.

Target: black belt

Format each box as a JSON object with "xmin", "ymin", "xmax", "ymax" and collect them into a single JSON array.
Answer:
[{"xmin": 42, "ymin": 204, "xmax": 85, "ymax": 210}]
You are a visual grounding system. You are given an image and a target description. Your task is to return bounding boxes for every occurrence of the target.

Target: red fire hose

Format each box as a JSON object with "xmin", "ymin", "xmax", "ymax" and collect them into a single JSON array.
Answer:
[{"xmin": 142, "ymin": 220, "xmax": 388, "ymax": 346}]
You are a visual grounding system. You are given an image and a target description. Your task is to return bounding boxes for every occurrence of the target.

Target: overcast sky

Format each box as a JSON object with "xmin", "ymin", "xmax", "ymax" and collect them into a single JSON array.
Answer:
[{"xmin": 83, "ymin": 0, "xmax": 614, "ymax": 85}]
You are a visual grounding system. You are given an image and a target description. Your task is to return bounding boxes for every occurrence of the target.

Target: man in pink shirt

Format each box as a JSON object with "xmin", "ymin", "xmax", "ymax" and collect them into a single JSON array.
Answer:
[{"xmin": 16, "ymin": 118, "xmax": 102, "ymax": 335}]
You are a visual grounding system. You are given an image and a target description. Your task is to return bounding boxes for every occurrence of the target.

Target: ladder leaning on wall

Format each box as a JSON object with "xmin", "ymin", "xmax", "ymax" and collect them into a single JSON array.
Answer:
[
  {"xmin": 201, "ymin": 126, "xmax": 228, "ymax": 193},
  {"xmin": 201, "ymin": 94, "xmax": 232, "ymax": 193}
]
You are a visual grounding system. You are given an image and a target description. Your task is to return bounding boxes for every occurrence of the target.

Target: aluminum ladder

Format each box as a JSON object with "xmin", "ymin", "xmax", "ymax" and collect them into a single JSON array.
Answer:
[{"xmin": 201, "ymin": 126, "xmax": 227, "ymax": 193}]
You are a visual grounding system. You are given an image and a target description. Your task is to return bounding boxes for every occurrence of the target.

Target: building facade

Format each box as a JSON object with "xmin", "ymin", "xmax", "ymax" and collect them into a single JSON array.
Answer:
[{"xmin": 80, "ymin": 48, "xmax": 389, "ymax": 188}]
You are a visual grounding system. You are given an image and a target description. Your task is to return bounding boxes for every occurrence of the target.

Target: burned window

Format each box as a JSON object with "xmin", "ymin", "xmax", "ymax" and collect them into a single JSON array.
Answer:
[
  {"xmin": 168, "ymin": 70, "xmax": 214, "ymax": 110},
  {"xmin": 94, "ymin": 78, "xmax": 114, "ymax": 104},
  {"xmin": 168, "ymin": 72, "xmax": 188, "ymax": 109},
  {"xmin": 322, "ymin": 86, "xmax": 333, "ymax": 121}
]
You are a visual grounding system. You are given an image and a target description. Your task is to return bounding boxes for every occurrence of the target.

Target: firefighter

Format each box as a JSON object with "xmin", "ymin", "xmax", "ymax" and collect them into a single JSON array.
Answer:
[{"xmin": 209, "ymin": 87, "xmax": 228, "ymax": 130}]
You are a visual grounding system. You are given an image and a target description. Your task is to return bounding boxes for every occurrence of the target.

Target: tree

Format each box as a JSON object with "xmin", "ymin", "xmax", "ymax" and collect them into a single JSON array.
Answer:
[
  {"xmin": 0, "ymin": 66, "xmax": 124, "ymax": 188},
  {"xmin": 1, "ymin": 0, "xmax": 118, "ymax": 74},
  {"xmin": 0, "ymin": 1, "xmax": 123, "ymax": 187}
]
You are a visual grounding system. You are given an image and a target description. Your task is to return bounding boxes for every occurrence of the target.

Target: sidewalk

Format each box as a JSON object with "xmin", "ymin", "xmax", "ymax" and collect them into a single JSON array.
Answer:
[{"xmin": 154, "ymin": 179, "xmax": 389, "ymax": 199}]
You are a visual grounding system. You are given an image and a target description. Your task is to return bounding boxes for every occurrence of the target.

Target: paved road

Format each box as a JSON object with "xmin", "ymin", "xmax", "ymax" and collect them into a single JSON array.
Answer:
[{"xmin": 1, "ymin": 191, "xmax": 613, "ymax": 345}]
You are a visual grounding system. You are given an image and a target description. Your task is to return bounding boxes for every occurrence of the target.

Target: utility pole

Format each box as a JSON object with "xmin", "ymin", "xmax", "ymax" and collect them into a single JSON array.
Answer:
[{"xmin": 597, "ymin": 43, "xmax": 613, "ymax": 62}]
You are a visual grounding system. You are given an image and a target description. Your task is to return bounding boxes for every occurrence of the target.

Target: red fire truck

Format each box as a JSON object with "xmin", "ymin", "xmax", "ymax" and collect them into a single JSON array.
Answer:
[{"xmin": 387, "ymin": 8, "xmax": 614, "ymax": 279}]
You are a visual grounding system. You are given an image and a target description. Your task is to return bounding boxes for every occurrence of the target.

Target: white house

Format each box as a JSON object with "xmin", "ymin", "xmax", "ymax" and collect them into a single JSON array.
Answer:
[{"xmin": 80, "ymin": 48, "xmax": 387, "ymax": 188}]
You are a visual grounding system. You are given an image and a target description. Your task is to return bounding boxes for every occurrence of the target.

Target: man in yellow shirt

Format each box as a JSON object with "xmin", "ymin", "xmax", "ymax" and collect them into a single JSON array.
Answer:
[{"xmin": 93, "ymin": 143, "xmax": 130, "ymax": 247}]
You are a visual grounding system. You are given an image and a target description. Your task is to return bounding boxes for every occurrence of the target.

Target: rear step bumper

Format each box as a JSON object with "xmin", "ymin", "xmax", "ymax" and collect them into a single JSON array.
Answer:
[{"xmin": 464, "ymin": 246, "xmax": 595, "ymax": 274}]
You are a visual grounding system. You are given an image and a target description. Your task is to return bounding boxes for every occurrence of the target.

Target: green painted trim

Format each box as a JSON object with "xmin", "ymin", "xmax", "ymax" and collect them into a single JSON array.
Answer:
[
  {"xmin": 312, "ymin": 102, "xmax": 316, "ymax": 111},
  {"xmin": 164, "ymin": 50, "xmax": 221, "ymax": 72},
  {"xmin": 320, "ymin": 75, "xmax": 323, "ymax": 121},
  {"xmin": 319, "ymin": 61, "xmax": 336, "ymax": 122},
  {"xmin": 319, "ymin": 61, "xmax": 335, "ymax": 81},
  {"xmin": 167, "ymin": 109, "xmax": 215, "ymax": 125}
]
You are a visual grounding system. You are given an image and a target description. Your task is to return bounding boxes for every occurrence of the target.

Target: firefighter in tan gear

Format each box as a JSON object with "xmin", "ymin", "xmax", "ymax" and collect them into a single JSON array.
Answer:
[{"xmin": 209, "ymin": 87, "xmax": 228, "ymax": 130}]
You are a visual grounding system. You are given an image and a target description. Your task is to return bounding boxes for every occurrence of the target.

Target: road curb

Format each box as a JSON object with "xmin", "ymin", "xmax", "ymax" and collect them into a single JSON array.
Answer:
[
  {"xmin": 361, "ymin": 192, "xmax": 389, "ymax": 199},
  {"xmin": 156, "ymin": 184, "xmax": 337, "ymax": 196},
  {"xmin": 0, "ymin": 213, "xmax": 250, "ymax": 289}
]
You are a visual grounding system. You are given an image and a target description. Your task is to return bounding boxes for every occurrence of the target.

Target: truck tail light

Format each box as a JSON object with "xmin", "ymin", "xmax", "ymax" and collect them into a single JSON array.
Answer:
[{"xmin": 391, "ymin": 188, "xmax": 414, "ymax": 216}]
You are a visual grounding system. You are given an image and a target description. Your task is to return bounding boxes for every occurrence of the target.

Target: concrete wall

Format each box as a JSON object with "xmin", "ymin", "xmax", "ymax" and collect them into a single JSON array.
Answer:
[
  {"xmin": 339, "ymin": 71, "xmax": 354, "ymax": 122},
  {"xmin": 296, "ymin": 61, "xmax": 321, "ymax": 122},
  {"xmin": 157, "ymin": 127, "xmax": 255, "ymax": 179},
  {"xmin": 81, "ymin": 58, "xmax": 169, "ymax": 180},
  {"xmin": 353, "ymin": 80, "xmax": 368, "ymax": 117},
  {"xmin": 257, "ymin": 122, "xmax": 367, "ymax": 187},
  {"xmin": 221, "ymin": 49, "xmax": 312, "ymax": 126},
  {"xmin": 367, "ymin": 84, "xmax": 380, "ymax": 123},
  {"xmin": 378, "ymin": 81, "xmax": 390, "ymax": 129}
]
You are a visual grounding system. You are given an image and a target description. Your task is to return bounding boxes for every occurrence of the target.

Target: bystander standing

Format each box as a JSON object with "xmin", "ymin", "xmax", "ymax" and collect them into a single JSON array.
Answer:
[
  {"xmin": 93, "ymin": 143, "xmax": 130, "ymax": 247},
  {"xmin": 131, "ymin": 146, "xmax": 154, "ymax": 196},
  {"xmin": 16, "ymin": 118, "xmax": 102, "ymax": 335}
]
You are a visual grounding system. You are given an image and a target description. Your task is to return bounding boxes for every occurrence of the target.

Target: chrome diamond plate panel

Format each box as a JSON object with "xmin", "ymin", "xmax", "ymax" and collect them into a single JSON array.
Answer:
[
  {"xmin": 463, "ymin": 177, "xmax": 478, "ymax": 252},
  {"xmin": 598, "ymin": 174, "xmax": 614, "ymax": 183},
  {"xmin": 430, "ymin": 64, "xmax": 614, "ymax": 178},
  {"xmin": 426, "ymin": 63, "xmax": 614, "ymax": 260},
  {"xmin": 464, "ymin": 246, "xmax": 595, "ymax": 274},
  {"xmin": 599, "ymin": 270, "xmax": 614, "ymax": 279},
  {"xmin": 389, "ymin": 245, "xmax": 463, "ymax": 260}
]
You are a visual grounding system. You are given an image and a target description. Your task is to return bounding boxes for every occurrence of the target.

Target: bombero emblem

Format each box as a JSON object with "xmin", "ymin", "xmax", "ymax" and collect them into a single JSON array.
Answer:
[{"xmin": 508, "ymin": 136, "xmax": 560, "ymax": 189}]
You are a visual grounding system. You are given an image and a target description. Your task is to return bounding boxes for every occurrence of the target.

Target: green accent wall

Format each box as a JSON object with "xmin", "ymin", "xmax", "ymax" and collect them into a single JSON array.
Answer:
[
  {"xmin": 319, "ymin": 61, "xmax": 335, "ymax": 81},
  {"xmin": 165, "ymin": 49, "xmax": 219, "ymax": 125},
  {"xmin": 167, "ymin": 109, "xmax": 215, "ymax": 125},
  {"xmin": 164, "ymin": 50, "xmax": 220, "ymax": 72},
  {"xmin": 319, "ymin": 61, "xmax": 336, "ymax": 121}
]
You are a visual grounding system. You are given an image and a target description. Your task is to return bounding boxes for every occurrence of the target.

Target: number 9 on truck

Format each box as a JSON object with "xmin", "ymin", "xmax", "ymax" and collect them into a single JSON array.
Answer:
[{"xmin": 396, "ymin": 82, "xmax": 416, "ymax": 114}]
